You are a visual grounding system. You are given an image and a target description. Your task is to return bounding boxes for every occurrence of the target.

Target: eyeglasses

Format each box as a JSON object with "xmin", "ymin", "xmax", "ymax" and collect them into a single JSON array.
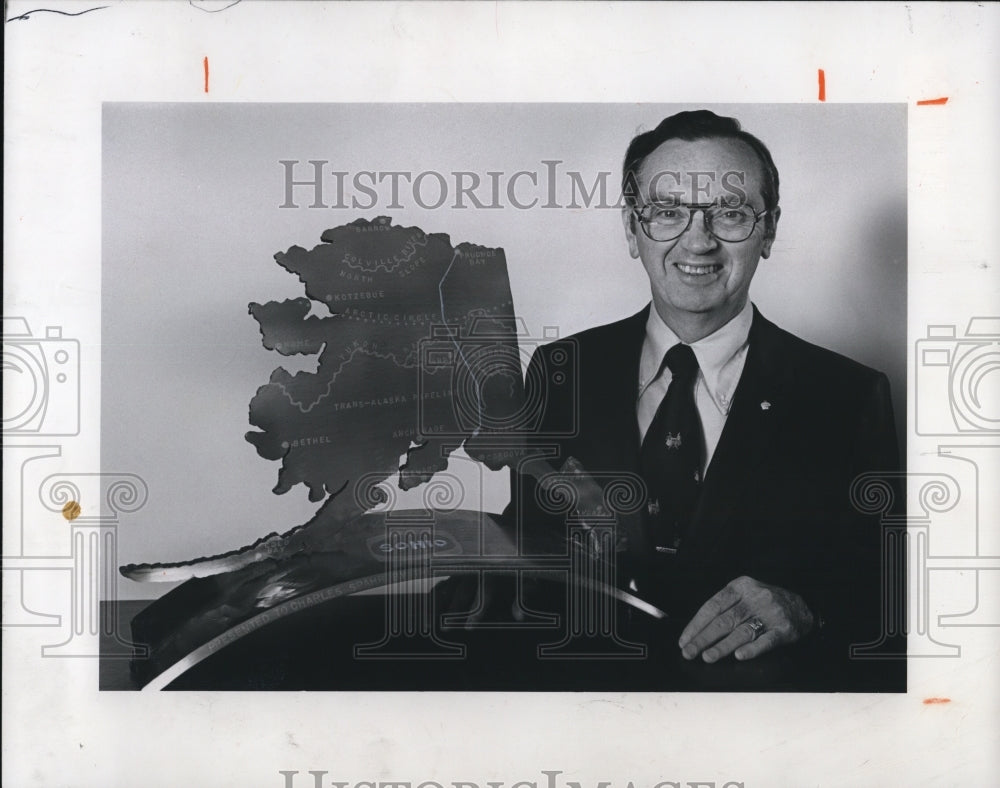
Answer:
[{"xmin": 633, "ymin": 201, "xmax": 770, "ymax": 243}]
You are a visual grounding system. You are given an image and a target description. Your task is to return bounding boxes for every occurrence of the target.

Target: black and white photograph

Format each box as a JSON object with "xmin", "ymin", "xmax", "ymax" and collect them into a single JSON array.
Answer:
[
  {"xmin": 4, "ymin": 2, "xmax": 998, "ymax": 786},
  {"xmin": 100, "ymin": 102, "xmax": 907, "ymax": 693}
]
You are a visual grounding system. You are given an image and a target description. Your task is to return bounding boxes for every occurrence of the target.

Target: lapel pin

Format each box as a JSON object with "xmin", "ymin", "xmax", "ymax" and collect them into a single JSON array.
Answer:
[{"xmin": 760, "ymin": 400, "xmax": 771, "ymax": 411}]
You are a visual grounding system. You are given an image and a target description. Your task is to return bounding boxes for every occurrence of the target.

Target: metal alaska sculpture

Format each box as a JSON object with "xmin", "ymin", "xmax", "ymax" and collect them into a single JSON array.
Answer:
[{"xmin": 121, "ymin": 217, "xmax": 527, "ymax": 582}]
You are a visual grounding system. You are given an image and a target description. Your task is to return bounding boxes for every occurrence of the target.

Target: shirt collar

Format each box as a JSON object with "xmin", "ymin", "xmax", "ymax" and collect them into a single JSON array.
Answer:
[{"xmin": 640, "ymin": 299, "xmax": 753, "ymax": 409}]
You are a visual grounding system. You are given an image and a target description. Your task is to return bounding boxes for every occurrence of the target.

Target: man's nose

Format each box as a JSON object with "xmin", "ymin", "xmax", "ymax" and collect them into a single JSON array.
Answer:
[{"xmin": 680, "ymin": 210, "xmax": 718, "ymax": 253}]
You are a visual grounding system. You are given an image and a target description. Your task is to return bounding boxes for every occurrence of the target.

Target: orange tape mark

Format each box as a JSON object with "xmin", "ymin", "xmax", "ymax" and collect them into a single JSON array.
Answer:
[
  {"xmin": 916, "ymin": 97, "xmax": 948, "ymax": 105},
  {"xmin": 818, "ymin": 69, "xmax": 826, "ymax": 102},
  {"xmin": 204, "ymin": 57, "xmax": 209, "ymax": 93},
  {"xmin": 923, "ymin": 697, "xmax": 951, "ymax": 704}
]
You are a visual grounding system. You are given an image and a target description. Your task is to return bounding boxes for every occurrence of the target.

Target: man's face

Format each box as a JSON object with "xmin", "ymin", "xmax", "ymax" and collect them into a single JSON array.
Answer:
[{"xmin": 622, "ymin": 137, "xmax": 779, "ymax": 333}]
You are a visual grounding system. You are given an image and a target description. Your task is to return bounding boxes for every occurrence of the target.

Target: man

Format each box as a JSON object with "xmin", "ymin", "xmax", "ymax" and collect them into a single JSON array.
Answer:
[{"xmin": 508, "ymin": 110, "xmax": 901, "ymax": 683}]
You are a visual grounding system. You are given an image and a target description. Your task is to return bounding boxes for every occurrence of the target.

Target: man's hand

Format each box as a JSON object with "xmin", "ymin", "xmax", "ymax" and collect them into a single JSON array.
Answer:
[{"xmin": 678, "ymin": 576, "xmax": 815, "ymax": 663}]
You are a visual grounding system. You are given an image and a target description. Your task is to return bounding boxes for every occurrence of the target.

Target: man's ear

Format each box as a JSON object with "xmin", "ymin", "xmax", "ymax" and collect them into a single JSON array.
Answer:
[
  {"xmin": 760, "ymin": 205, "xmax": 781, "ymax": 259},
  {"xmin": 622, "ymin": 206, "xmax": 641, "ymax": 259}
]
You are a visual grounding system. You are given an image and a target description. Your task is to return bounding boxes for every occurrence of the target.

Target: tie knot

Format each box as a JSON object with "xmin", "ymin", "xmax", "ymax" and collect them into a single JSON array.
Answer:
[{"xmin": 664, "ymin": 343, "xmax": 699, "ymax": 379}]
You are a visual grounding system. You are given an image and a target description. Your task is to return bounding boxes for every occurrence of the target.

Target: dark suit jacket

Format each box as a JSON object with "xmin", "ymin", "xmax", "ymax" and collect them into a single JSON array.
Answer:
[{"xmin": 506, "ymin": 304, "xmax": 902, "ymax": 677}]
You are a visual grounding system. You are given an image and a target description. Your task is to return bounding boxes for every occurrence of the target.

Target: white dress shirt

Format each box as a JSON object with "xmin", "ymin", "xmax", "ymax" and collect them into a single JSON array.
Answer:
[{"xmin": 636, "ymin": 300, "xmax": 753, "ymax": 475}]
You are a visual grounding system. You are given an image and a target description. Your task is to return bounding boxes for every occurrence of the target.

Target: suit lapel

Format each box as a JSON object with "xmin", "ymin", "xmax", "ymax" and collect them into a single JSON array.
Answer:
[
  {"xmin": 581, "ymin": 306, "xmax": 648, "ymax": 560},
  {"xmin": 685, "ymin": 307, "xmax": 792, "ymax": 560},
  {"xmin": 588, "ymin": 305, "xmax": 648, "ymax": 472}
]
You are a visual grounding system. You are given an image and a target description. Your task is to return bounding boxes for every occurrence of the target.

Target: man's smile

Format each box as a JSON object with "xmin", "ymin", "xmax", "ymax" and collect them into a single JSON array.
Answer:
[{"xmin": 674, "ymin": 262, "xmax": 723, "ymax": 277}]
